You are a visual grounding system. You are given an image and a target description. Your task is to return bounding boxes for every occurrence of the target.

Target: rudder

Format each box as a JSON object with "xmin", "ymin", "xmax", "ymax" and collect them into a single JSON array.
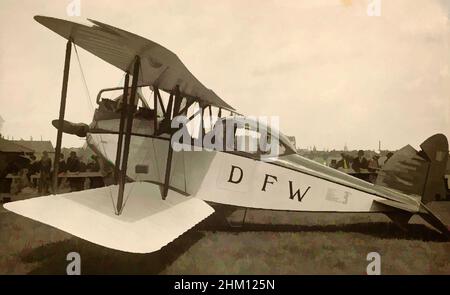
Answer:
[{"xmin": 376, "ymin": 133, "xmax": 448, "ymax": 203}]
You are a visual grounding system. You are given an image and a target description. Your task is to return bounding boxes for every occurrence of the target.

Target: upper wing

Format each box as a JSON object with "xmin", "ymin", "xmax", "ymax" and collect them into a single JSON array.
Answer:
[{"xmin": 34, "ymin": 15, "xmax": 234, "ymax": 111}]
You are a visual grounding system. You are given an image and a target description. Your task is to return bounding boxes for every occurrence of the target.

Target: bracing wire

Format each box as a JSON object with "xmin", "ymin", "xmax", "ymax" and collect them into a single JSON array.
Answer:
[
  {"xmin": 73, "ymin": 44, "xmax": 117, "ymax": 213},
  {"xmin": 73, "ymin": 45, "xmax": 94, "ymax": 111}
]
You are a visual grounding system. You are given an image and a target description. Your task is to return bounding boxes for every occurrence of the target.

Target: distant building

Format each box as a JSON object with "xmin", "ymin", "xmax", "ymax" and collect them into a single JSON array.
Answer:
[
  {"xmin": 0, "ymin": 138, "xmax": 33, "ymax": 154},
  {"xmin": 11, "ymin": 139, "xmax": 54, "ymax": 160},
  {"xmin": 0, "ymin": 137, "xmax": 34, "ymax": 173}
]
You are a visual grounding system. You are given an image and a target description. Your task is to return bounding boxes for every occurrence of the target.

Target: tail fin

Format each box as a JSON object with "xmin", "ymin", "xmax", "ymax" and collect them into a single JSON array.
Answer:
[{"xmin": 376, "ymin": 133, "xmax": 448, "ymax": 204}]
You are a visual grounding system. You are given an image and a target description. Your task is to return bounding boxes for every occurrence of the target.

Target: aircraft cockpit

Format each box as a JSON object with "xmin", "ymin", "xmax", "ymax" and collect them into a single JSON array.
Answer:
[{"xmin": 90, "ymin": 85, "xmax": 296, "ymax": 160}]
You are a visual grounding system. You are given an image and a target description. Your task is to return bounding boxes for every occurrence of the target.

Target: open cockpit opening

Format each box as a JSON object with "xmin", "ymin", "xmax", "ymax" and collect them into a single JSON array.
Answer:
[{"xmin": 91, "ymin": 82, "xmax": 236, "ymax": 142}]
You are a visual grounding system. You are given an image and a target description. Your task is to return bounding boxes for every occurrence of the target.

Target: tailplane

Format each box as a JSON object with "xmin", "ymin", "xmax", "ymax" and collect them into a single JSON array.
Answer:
[
  {"xmin": 376, "ymin": 134, "xmax": 449, "ymax": 236},
  {"xmin": 376, "ymin": 133, "xmax": 448, "ymax": 204}
]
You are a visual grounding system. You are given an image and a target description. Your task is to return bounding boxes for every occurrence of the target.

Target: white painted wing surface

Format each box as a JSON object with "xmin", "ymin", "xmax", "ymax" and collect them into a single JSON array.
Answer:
[{"xmin": 3, "ymin": 182, "xmax": 214, "ymax": 253}]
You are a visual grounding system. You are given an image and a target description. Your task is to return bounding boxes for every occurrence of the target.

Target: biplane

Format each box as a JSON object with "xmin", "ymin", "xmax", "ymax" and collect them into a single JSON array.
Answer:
[{"xmin": 4, "ymin": 16, "xmax": 449, "ymax": 253}]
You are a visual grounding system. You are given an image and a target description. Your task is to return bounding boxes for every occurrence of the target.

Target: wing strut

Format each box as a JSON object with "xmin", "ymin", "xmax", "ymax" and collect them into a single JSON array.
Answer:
[
  {"xmin": 116, "ymin": 57, "xmax": 141, "ymax": 214},
  {"xmin": 52, "ymin": 39, "xmax": 72, "ymax": 193},
  {"xmin": 114, "ymin": 73, "xmax": 130, "ymax": 184},
  {"xmin": 162, "ymin": 85, "xmax": 182, "ymax": 199}
]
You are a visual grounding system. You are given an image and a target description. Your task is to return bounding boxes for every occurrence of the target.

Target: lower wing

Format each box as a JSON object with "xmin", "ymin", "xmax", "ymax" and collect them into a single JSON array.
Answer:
[{"xmin": 3, "ymin": 182, "xmax": 214, "ymax": 253}]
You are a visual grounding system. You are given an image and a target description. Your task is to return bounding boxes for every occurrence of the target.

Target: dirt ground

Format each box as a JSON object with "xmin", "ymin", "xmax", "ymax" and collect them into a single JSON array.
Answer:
[{"xmin": 1, "ymin": 190, "xmax": 449, "ymax": 274}]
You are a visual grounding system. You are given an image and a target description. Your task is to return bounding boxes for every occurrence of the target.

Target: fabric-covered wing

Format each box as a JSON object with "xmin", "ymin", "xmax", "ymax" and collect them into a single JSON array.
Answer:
[
  {"xmin": 3, "ymin": 182, "xmax": 214, "ymax": 253},
  {"xmin": 34, "ymin": 15, "xmax": 234, "ymax": 110}
]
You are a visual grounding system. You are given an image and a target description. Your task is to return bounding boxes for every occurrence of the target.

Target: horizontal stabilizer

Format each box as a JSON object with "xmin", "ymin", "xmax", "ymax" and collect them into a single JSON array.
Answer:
[
  {"xmin": 376, "ymin": 134, "xmax": 448, "ymax": 203},
  {"xmin": 3, "ymin": 182, "xmax": 214, "ymax": 253},
  {"xmin": 372, "ymin": 198, "xmax": 418, "ymax": 213}
]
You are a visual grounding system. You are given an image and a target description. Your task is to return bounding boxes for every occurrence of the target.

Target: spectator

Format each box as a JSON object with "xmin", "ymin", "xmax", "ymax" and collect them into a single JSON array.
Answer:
[
  {"xmin": 5, "ymin": 157, "xmax": 19, "ymax": 175},
  {"xmin": 66, "ymin": 151, "xmax": 82, "ymax": 191},
  {"xmin": 38, "ymin": 151, "xmax": 52, "ymax": 195},
  {"xmin": 15, "ymin": 168, "xmax": 30, "ymax": 194},
  {"xmin": 59, "ymin": 153, "xmax": 67, "ymax": 173},
  {"xmin": 352, "ymin": 150, "xmax": 368, "ymax": 173},
  {"xmin": 87, "ymin": 155, "xmax": 104, "ymax": 188},
  {"xmin": 330, "ymin": 159, "xmax": 337, "ymax": 169},
  {"xmin": 79, "ymin": 160, "xmax": 87, "ymax": 172},
  {"xmin": 27, "ymin": 154, "xmax": 39, "ymax": 187},
  {"xmin": 368, "ymin": 155, "xmax": 380, "ymax": 172},
  {"xmin": 368, "ymin": 155, "xmax": 380, "ymax": 184},
  {"xmin": 335, "ymin": 153, "xmax": 351, "ymax": 170},
  {"xmin": 0, "ymin": 156, "xmax": 19, "ymax": 194},
  {"xmin": 57, "ymin": 153, "xmax": 66, "ymax": 187},
  {"xmin": 385, "ymin": 152, "xmax": 394, "ymax": 164},
  {"xmin": 87, "ymin": 155, "xmax": 100, "ymax": 172}
]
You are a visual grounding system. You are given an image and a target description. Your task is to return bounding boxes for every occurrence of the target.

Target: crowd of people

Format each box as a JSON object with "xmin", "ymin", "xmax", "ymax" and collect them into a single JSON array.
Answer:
[
  {"xmin": 0, "ymin": 151, "xmax": 104, "ymax": 196},
  {"xmin": 1, "ymin": 147, "xmax": 398, "ymax": 196},
  {"xmin": 331, "ymin": 150, "xmax": 393, "ymax": 172},
  {"xmin": 329, "ymin": 150, "xmax": 394, "ymax": 183}
]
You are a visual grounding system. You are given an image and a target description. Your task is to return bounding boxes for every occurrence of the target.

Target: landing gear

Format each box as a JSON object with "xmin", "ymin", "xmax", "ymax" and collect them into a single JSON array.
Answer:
[{"xmin": 207, "ymin": 204, "xmax": 248, "ymax": 229}]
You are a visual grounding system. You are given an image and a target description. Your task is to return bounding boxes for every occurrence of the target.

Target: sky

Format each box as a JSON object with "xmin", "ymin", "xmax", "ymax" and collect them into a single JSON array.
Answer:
[{"xmin": 0, "ymin": 0, "xmax": 449, "ymax": 151}]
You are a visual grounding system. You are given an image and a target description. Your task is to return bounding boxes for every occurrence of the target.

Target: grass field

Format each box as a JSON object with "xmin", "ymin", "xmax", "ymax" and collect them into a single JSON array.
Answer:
[{"xmin": 1, "ymin": 198, "xmax": 449, "ymax": 274}]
